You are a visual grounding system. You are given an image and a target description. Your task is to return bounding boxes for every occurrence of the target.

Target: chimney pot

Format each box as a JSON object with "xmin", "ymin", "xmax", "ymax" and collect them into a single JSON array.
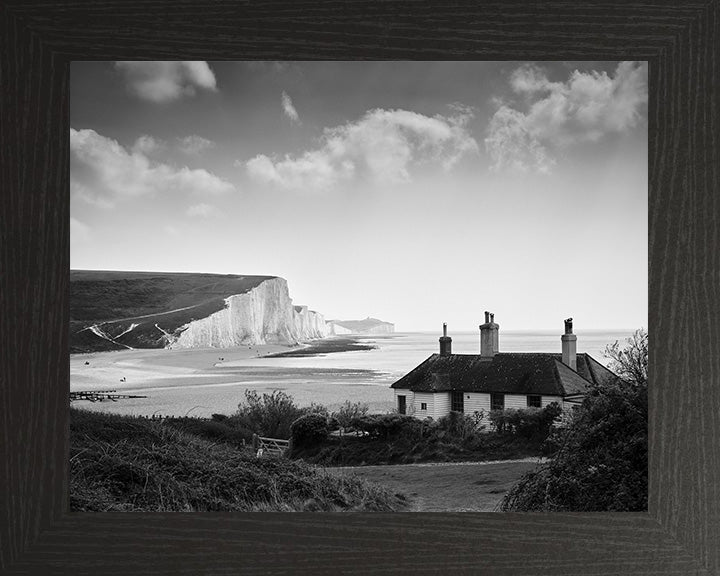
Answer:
[
  {"xmin": 479, "ymin": 312, "xmax": 499, "ymax": 357},
  {"xmin": 561, "ymin": 318, "xmax": 577, "ymax": 370},
  {"xmin": 439, "ymin": 323, "xmax": 452, "ymax": 356}
]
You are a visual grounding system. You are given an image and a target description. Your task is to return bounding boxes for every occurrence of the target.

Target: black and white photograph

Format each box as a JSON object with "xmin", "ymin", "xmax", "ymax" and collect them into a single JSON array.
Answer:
[{"xmin": 69, "ymin": 60, "xmax": 648, "ymax": 513}]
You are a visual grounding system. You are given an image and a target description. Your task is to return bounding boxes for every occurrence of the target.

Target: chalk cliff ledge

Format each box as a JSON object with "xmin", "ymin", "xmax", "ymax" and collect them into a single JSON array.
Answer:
[{"xmin": 70, "ymin": 271, "xmax": 328, "ymax": 352}]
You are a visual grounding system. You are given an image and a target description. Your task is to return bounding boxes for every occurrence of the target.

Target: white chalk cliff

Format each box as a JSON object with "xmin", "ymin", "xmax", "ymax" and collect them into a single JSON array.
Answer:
[{"xmin": 170, "ymin": 277, "xmax": 328, "ymax": 349}]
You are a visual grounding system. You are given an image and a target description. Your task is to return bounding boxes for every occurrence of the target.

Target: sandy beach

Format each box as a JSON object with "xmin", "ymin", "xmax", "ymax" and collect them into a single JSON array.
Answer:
[{"xmin": 70, "ymin": 338, "xmax": 396, "ymax": 418}]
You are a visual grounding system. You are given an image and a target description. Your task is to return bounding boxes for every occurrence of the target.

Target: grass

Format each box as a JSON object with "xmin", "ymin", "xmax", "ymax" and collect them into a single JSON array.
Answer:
[
  {"xmin": 293, "ymin": 431, "xmax": 546, "ymax": 467},
  {"xmin": 69, "ymin": 271, "xmax": 276, "ymax": 352},
  {"xmin": 70, "ymin": 408, "xmax": 407, "ymax": 512},
  {"xmin": 326, "ymin": 460, "xmax": 541, "ymax": 512}
]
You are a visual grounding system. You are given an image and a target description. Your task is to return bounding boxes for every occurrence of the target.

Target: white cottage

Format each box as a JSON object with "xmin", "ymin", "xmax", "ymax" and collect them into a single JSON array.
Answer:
[{"xmin": 391, "ymin": 313, "xmax": 619, "ymax": 420}]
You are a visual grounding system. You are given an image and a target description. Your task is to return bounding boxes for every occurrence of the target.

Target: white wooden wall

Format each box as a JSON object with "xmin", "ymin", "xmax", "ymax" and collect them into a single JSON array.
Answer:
[
  {"xmin": 393, "ymin": 388, "xmax": 413, "ymax": 414},
  {"xmin": 543, "ymin": 395, "xmax": 563, "ymax": 408},
  {"xmin": 412, "ymin": 392, "xmax": 435, "ymax": 418},
  {"xmin": 395, "ymin": 389, "xmax": 571, "ymax": 420},
  {"xmin": 432, "ymin": 393, "xmax": 450, "ymax": 419},
  {"xmin": 464, "ymin": 392, "xmax": 491, "ymax": 416}
]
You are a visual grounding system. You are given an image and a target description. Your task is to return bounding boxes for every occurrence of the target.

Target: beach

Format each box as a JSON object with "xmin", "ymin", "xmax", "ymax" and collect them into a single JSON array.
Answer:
[
  {"xmin": 70, "ymin": 330, "xmax": 632, "ymax": 419},
  {"xmin": 70, "ymin": 337, "xmax": 396, "ymax": 417}
]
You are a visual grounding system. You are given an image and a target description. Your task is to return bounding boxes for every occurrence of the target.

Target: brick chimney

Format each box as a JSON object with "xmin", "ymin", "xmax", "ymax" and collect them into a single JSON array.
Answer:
[
  {"xmin": 479, "ymin": 311, "xmax": 499, "ymax": 357},
  {"xmin": 439, "ymin": 323, "xmax": 452, "ymax": 356},
  {"xmin": 561, "ymin": 317, "xmax": 577, "ymax": 370}
]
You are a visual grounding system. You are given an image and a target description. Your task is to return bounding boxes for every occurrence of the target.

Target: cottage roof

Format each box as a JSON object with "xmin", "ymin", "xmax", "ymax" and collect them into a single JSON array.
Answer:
[{"xmin": 390, "ymin": 352, "xmax": 618, "ymax": 396}]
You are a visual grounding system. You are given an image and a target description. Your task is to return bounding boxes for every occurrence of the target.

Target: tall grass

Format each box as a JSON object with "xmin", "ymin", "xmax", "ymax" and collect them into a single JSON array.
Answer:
[{"xmin": 70, "ymin": 408, "xmax": 406, "ymax": 512}]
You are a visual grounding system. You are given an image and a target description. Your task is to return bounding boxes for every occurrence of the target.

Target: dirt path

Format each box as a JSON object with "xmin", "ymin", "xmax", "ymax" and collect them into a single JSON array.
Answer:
[{"xmin": 325, "ymin": 458, "xmax": 543, "ymax": 512}]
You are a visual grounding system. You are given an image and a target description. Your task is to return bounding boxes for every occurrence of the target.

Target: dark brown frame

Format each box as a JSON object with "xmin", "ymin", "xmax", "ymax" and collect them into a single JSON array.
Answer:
[{"xmin": 1, "ymin": 1, "xmax": 718, "ymax": 574}]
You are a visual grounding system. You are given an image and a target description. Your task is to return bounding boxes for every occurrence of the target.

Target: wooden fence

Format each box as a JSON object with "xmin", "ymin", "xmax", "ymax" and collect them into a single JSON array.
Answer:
[{"xmin": 69, "ymin": 390, "xmax": 147, "ymax": 402}]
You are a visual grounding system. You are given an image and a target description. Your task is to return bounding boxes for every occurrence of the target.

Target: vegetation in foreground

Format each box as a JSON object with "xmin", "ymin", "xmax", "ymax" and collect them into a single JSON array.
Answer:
[
  {"xmin": 70, "ymin": 408, "xmax": 406, "ymax": 512},
  {"xmin": 166, "ymin": 392, "xmax": 560, "ymax": 467},
  {"xmin": 501, "ymin": 329, "xmax": 648, "ymax": 511},
  {"xmin": 290, "ymin": 405, "xmax": 560, "ymax": 466}
]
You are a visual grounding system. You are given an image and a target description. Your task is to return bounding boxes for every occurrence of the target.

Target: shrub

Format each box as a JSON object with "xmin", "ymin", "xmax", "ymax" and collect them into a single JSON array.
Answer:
[
  {"xmin": 234, "ymin": 390, "xmax": 308, "ymax": 440},
  {"xmin": 501, "ymin": 379, "xmax": 647, "ymax": 511},
  {"xmin": 489, "ymin": 403, "xmax": 561, "ymax": 440},
  {"xmin": 332, "ymin": 401, "xmax": 369, "ymax": 434},
  {"xmin": 436, "ymin": 411, "xmax": 483, "ymax": 439},
  {"xmin": 351, "ymin": 413, "xmax": 424, "ymax": 440},
  {"xmin": 290, "ymin": 413, "xmax": 330, "ymax": 448},
  {"xmin": 163, "ymin": 416, "xmax": 251, "ymax": 447}
]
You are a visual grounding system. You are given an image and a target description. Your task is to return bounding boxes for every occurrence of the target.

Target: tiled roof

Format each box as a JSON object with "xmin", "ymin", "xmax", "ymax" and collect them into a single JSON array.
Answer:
[{"xmin": 390, "ymin": 352, "xmax": 618, "ymax": 396}]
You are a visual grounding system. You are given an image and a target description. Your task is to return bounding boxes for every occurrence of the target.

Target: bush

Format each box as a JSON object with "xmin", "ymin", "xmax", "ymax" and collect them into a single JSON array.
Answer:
[
  {"xmin": 351, "ymin": 413, "xmax": 425, "ymax": 440},
  {"xmin": 290, "ymin": 413, "xmax": 330, "ymax": 448},
  {"xmin": 501, "ymin": 378, "xmax": 647, "ymax": 511},
  {"xmin": 163, "ymin": 416, "xmax": 252, "ymax": 448},
  {"xmin": 436, "ymin": 411, "xmax": 484, "ymax": 440},
  {"xmin": 234, "ymin": 390, "xmax": 308, "ymax": 440},
  {"xmin": 332, "ymin": 401, "xmax": 369, "ymax": 434},
  {"xmin": 489, "ymin": 403, "xmax": 561, "ymax": 440}
]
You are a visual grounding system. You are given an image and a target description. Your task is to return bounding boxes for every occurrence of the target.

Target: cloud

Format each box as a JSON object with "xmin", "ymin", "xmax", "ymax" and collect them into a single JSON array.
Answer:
[
  {"xmin": 485, "ymin": 61, "xmax": 648, "ymax": 173},
  {"xmin": 246, "ymin": 61, "xmax": 292, "ymax": 74},
  {"xmin": 70, "ymin": 128, "xmax": 235, "ymax": 203},
  {"xmin": 115, "ymin": 61, "xmax": 217, "ymax": 103},
  {"xmin": 177, "ymin": 135, "xmax": 216, "ymax": 155},
  {"xmin": 246, "ymin": 108, "xmax": 478, "ymax": 191},
  {"xmin": 132, "ymin": 134, "xmax": 165, "ymax": 155},
  {"xmin": 281, "ymin": 91, "xmax": 300, "ymax": 123},
  {"xmin": 186, "ymin": 203, "xmax": 221, "ymax": 218},
  {"xmin": 70, "ymin": 217, "xmax": 91, "ymax": 247}
]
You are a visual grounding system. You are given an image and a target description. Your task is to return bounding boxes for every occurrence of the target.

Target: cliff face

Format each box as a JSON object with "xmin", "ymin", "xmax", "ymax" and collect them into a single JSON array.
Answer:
[
  {"xmin": 327, "ymin": 317, "xmax": 395, "ymax": 335},
  {"xmin": 70, "ymin": 272, "xmax": 329, "ymax": 352},
  {"xmin": 170, "ymin": 277, "xmax": 328, "ymax": 349},
  {"xmin": 293, "ymin": 306, "xmax": 328, "ymax": 340}
]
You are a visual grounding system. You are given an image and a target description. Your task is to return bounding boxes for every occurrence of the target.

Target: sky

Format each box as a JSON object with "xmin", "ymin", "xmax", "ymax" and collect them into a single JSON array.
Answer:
[{"xmin": 70, "ymin": 61, "xmax": 648, "ymax": 332}]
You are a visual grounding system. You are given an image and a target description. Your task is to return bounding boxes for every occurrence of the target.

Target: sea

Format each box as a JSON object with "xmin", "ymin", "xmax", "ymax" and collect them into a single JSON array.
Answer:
[{"xmin": 71, "ymin": 330, "xmax": 635, "ymax": 418}]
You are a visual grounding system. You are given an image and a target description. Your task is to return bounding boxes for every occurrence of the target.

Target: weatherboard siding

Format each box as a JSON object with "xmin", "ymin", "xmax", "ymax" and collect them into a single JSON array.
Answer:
[
  {"xmin": 413, "ymin": 392, "xmax": 435, "ymax": 418},
  {"xmin": 433, "ymin": 393, "xmax": 451, "ymax": 419},
  {"xmin": 464, "ymin": 393, "xmax": 491, "ymax": 416},
  {"xmin": 502, "ymin": 395, "xmax": 525, "ymax": 410},
  {"xmin": 399, "ymin": 390, "xmax": 571, "ymax": 420},
  {"xmin": 543, "ymin": 395, "xmax": 563, "ymax": 408}
]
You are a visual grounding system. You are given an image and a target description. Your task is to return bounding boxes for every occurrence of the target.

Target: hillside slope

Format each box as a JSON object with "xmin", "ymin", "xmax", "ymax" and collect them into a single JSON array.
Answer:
[
  {"xmin": 70, "ymin": 409, "xmax": 406, "ymax": 512},
  {"xmin": 70, "ymin": 270, "xmax": 327, "ymax": 352}
]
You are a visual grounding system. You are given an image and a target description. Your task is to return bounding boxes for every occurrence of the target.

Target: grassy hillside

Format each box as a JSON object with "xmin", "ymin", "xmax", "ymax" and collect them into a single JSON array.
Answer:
[
  {"xmin": 70, "ymin": 271, "xmax": 276, "ymax": 352},
  {"xmin": 70, "ymin": 408, "xmax": 407, "ymax": 512},
  {"xmin": 294, "ymin": 432, "xmax": 547, "ymax": 466}
]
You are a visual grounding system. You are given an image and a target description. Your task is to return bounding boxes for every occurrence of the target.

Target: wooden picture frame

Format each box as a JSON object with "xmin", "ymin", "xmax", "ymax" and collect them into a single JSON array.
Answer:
[{"xmin": 1, "ymin": 1, "xmax": 718, "ymax": 574}]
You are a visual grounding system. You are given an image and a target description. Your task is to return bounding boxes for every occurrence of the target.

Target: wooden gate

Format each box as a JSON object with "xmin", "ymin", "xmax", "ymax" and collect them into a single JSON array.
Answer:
[{"xmin": 251, "ymin": 434, "xmax": 290, "ymax": 457}]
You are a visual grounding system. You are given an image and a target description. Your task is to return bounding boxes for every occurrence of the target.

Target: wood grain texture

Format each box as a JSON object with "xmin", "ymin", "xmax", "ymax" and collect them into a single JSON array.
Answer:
[{"xmin": 1, "ymin": 1, "xmax": 718, "ymax": 574}]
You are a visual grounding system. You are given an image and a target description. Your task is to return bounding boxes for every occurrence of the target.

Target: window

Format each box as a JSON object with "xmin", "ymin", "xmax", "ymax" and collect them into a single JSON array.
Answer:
[
  {"xmin": 397, "ymin": 395, "xmax": 406, "ymax": 415},
  {"xmin": 527, "ymin": 395, "xmax": 542, "ymax": 408},
  {"xmin": 451, "ymin": 391, "xmax": 464, "ymax": 412},
  {"xmin": 420, "ymin": 402, "xmax": 428, "ymax": 411},
  {"xmin": 491, "ymin": 392, "xmax": 505, "ymax": 411}
]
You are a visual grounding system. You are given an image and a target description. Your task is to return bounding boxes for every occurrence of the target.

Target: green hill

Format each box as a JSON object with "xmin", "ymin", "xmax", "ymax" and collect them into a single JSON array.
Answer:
[
  {"xmin": 70, "ymin": 408, "xmax": 407, "ymax": 512},
  {"xmin": 70, "ymin": 270, "xmax": 275, "ymax": 352}
]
